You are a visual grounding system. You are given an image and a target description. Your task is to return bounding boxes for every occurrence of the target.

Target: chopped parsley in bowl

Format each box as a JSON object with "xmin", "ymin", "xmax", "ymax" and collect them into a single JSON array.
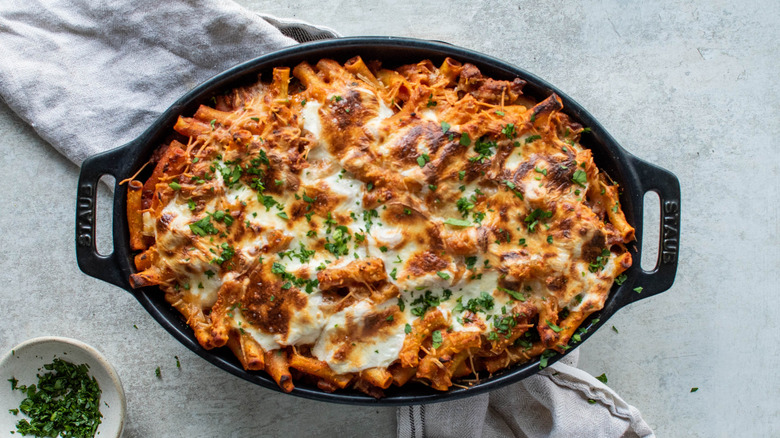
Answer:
[{"xmin": 0, "ymin": 337, "xmax": 125, "ymax": 437}]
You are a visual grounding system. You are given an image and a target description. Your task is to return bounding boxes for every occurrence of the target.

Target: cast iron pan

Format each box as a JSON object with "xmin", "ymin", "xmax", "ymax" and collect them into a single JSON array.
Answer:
[{"xmin": 75, "ymin": 37, "xmax": 681, "ymax": 405}]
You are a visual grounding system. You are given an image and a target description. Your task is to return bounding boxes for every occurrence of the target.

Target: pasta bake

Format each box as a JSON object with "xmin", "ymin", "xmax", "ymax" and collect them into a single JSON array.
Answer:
[{"xmin": 126, "ymin": 56, "xmax": 634, "ymax": 396}]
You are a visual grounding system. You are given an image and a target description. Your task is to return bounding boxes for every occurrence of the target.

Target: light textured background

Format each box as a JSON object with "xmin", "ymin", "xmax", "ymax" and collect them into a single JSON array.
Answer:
[{"xmin": 0, "ymin": 0, "xmax": 778, "ymax": 437}]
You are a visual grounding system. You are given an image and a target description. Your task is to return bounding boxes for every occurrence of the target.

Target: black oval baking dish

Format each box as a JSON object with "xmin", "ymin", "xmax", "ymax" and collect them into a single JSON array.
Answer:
[{"xmin": 75, "ymin": 37, "xmax": 681, "ymax": 406}]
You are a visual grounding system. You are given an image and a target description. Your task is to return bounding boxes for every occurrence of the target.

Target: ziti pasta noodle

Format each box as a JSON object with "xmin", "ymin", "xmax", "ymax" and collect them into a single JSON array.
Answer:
[{"xmin": 127, "ymin": 57, "xmax": 634, "ymax": 397}]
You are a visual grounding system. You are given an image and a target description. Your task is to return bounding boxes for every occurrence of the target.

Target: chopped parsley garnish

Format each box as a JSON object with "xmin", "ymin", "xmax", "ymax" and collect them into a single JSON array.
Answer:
[
  {"xmin": 278, "ymin": 242, "xmax": 316, "ymax": 264},
  {"xmin": 363, "ymin": 209, "xmax": 379, "ymax": 230},
  {"xmin": 572, "ymin": 169, "xmax": 588, "ymax": 187},
  {"xmin": 459, "ymin": 132, "xmax": 471, "ymax": 146},
  {"xmin": 454, "ymin": 292, "xmax": 494, "ymax": 314},
  {"xmin": 596, "ymin": 373, "xmax": 609, "ymax": 384},
  {"xmin": 8, "ymin": 359, "xmax": 103, "ymax": 437},
  {"xmin": 572, "ymin": 327, "xmax": 587, "ymax": 343},
  {"xmin": 458, "ymin": 170, "xmax": 466, "ymax": 180},
  {"xmin": 589, "ymin": 248, "xmax": 611, "ymax": 272},
  {"xmin": 323, "ymin": 212, "xmax": 338, "ymax": 233},
  {"xmin": 187, "ymin": 199, "xmax": 197, "ymax": 211},
  {"xmin": 324, "ymin": 225, "xmax": 352, "ymax": 258},
  {"xmin": 189, "ymin": 216, "xmax": 219, "ymax": 236},
  {"xmin": 210, "ymin": 119, "xmax": 216, "ymax": 129},
  {"xmin": 436, "ymin": 271, "xmax": 451, "ymax": 280},
  {"xmin": 524, "ymin": 208, "xmax": 553, "ymax": 232},
  {"xmin": 547, "ymin": 235, "xmax": 553, "ymax": 244},
  {"xmin": 428, "ymin": 184, "xmax": 438, "ymax": 191},
  {"xmin": 426, "ymin": 94, "xmax": 437, "ymax": 107},
  {"xmin": 690, "ymin": 387, "xmax": 699, "ymax": 393},
  {"xmin": 169, "ymin": 181, "xmax": 182, "ymax": 191},
  {"xmin": 431, "ymin": 330, "xmax": 443, "ymax": 349},
  {"xmin": 271, "ymin": 262, "xmax": 319, "ymax": 293},
  {"xmin": 614, "ymin": 274, "xmax": 627, "ymax": 285},
  {"xmin": 390, "ymin": 268, "xmax": 398, "ymax": 280},
  {"xmin": 276, "ymin": 211, "xmax": 289, "ymax": 220},
  {"xmin": 539, "ymin": 349, "xmax": 556, "ymax": 369},
  {"xmin": 501, "ymin": 123, "xmax": 515, "ymax": 139},
  {"xmin": 443, "ymin": 218, "xmax": 471, "ymax": 227},
  {"xmin": 534, "ymin": 166, "xmax": 548, "ymax": 176},
  {"xmin": 498, "ymin": 287, "xmax": 526, "ymax": 301},
  {"xmin": 417, "ymin": 154, "xmax": 430, "ymax": 167},
  {"xmin": 210, "ymin": 242, "xmax": 235, "ymax": 265},
  {"xmin": 545, "ymin": 320, "xmax": 563, "ymax": 333},
  {"xmin": 410, "ymin": 290, "xmax": 452, "ymax": 316},
  {"xmin": 525, "ymin": 134, "xmax": 542, "ymax": 143},
  {"xmin": 216, "ymin": 160, "xmax": 243, "ymax": 189},
  {"xmin": 405, "ymin": 324, "xmax": 412, "ymax": 334},
  {"xmin": 634, "ymin": 286, "xmax": 643, "ymax": 294},
  {"xmin": 331, "ymin": 95, "xmax": 342, "ymax": 102},
  {"xmin": 259, "ymin": 194, "xmax": 281, "ymax": 211},
  {"xmin": 208, "ymin": 209, "xmax": 234, "ymax": 226},
  {"xmin": 495, "ymin": 110, "xmax": 505, "ymax": 116},
  {"xmin": 612, "ymin": 325, "xmax": 619, "ymax": 333},
  {"xmin": 465, "ymin": 256, "xmax": 478, "ymax": 270},
  {"xmin": 492, "ymin": 313, "xmax": 520, "ymax": 338},
  {"xmin": 469, "ymin": 138, "xmax": 496, "ymax": 163},
  {"xmin": 456, "ymin": 196, "xmax": 475, "ymax": 217},
  {"xmin": 441, "ymin": 121, "xmax": 451, "ymax": 133}
]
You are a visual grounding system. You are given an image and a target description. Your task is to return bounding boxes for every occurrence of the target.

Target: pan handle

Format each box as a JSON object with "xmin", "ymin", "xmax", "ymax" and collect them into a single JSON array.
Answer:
[
  {"xmin": 620, "ymin": 156, "xmax": 681, "ymax": 305},
  {"xmin": 75, "ymin": 145, "xmax": 132, "ymax": 290}
]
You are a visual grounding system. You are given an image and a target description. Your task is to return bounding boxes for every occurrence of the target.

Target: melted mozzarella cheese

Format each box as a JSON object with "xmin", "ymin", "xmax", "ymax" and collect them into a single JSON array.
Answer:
[
  {"xmin": 313, "ymin": 300, "xmax": 407, "ymax": 374},
  {"xmin": 363, "ymin": 97, "xmax": 394, "ymax": 138},
  {"xmin": 145, "ymin": 66, "xmax": 633, "ymax": 382},
  {"xmin": 154, "ymin": 198, "xmax": 224, "ymax": 307},
  {"xmin": 301, "ymin": 101, "xmax": 323, "ymax": 138}
]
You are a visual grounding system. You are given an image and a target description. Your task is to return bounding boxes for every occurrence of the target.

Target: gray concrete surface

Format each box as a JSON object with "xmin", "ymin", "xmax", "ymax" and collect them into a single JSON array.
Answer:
[{"xmin": 1, "ymin": 0, "xmax": 777, "ymax": 436}]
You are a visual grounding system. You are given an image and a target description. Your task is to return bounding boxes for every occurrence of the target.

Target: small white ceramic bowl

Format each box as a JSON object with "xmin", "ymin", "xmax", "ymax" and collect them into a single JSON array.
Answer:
[{"xmin": 0, "ymin": 337, "xmax": 126, "ymax": 437}]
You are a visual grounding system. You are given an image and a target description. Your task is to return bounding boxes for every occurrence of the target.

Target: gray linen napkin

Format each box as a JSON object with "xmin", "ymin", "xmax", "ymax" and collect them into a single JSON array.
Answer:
[
  {"xmin": 398, "ymin": 350, "xmax": 654, "ymax": 438},
  {"xmin": 0, "ymin": 2, "xmax": 653, "ymax": 437},
  {"xmin": 0, "ymin": 0, "xmax": 338, "ymax": 166}
]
